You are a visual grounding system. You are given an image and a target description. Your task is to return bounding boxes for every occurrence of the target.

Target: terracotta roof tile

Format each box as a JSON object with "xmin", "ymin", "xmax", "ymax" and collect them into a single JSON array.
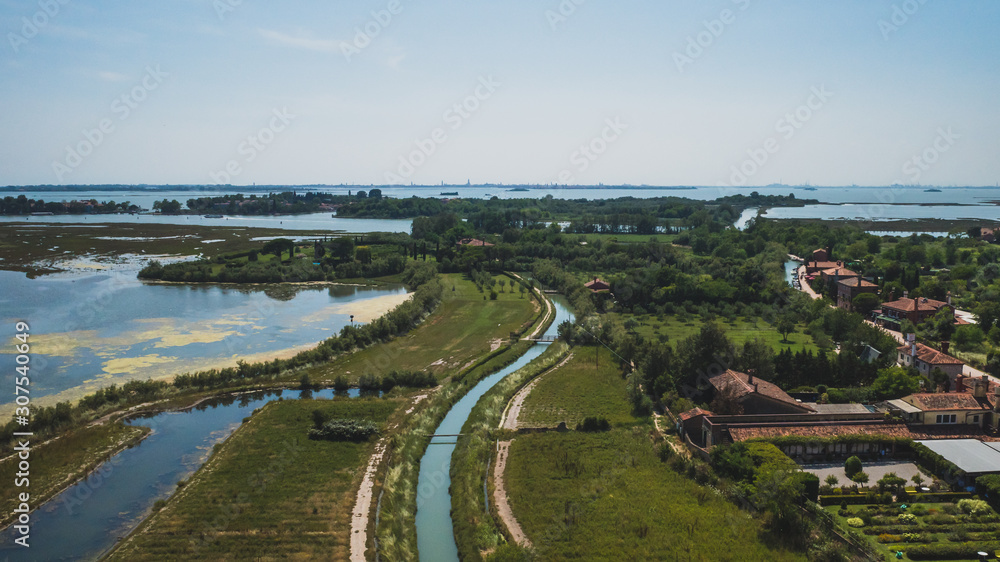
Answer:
[
  {"xmin": 883, "ymin": 296, "xmax": 949, "ymax": 313},
  {"xmin": 896, "ymin": 343, "xmax": 965, "ymax": 366},
  {"xmin": 903, "ymin": 393, "xmax": 986, "ymax": 411},
  {"xmin": 707, "ymin": 370, "xmax": 811, "ymax": 411},
  {"xmin": 679, "ymin": 407, "xmax": 713, "ymax": 421},
  {"xmin": 838, "ymin": 278, "xmax": 877, "ymax": 288}
]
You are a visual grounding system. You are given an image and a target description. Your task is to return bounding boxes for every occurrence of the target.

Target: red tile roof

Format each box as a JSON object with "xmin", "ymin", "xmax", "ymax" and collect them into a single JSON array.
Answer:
[
  {"xmin": 882, "ymin": 296, "xmax": 949, "ymax": 313},
  {"xmin": 679, "ymin": 407, "xmax": 713, "ymax": 421},
  {"xmin": 896, "ymin": 342, "xmax": 965, "ymax": 366},
  {"xmin": 838, "ymin": 278, "xmax": 877, "ymax": 288},
  {"xmin": 902, "ymin": 392, "xmax": 986, "ymax": 411},
  {"xmin": 707, "ymin": 370, "xmax": 811, "ymax": 411},
  {"xmin": 730, "ymin": 422, "xmax": 913, "ymax": 441},
  {"xmin": 822, "ymin": 267, "xmax": 859, "ymax": 277}
]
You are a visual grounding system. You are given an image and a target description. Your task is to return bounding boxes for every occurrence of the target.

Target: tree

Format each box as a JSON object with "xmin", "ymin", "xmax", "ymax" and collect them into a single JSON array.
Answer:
[
  {"xmin": 776, "ymin": 316, "xmax": 796, "ymax": 343},
  {"xmin": 850, "ymin": 471, "xmax": 869, "ymax": 487},
  {"xmin": 844, "ymin": 455, "xmax": 863, "ymax": 478},
  {"xmin": 877, "ymin": 472, "xmax": 906, "ymax": 494},
  {"xmin": 825, "ymin": 474, "xmax": 839, "ymax": 487},
  {"xmin": 870, "ymin": 366, "xmax": 921, "ymax": 400},
  {"xmin": 911, "ymin": 474, "xmax": 925, "ymax": 488},
  {"xmin": 852, "ymin": 293, "xmax": 881, "ymax": 315},
  {"xmin": 330, "ymin": 237, "xmax": 356, "ymax": 261},
  {"xmin": 153, "ymin": 199, "xmax": 182, "ymax": 214}
]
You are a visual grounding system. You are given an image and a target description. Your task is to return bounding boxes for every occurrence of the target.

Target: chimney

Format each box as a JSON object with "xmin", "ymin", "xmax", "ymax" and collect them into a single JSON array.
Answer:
[
  {"xmin": 907, "ymin": 333, "xmax": 916, "ymax": 357},
  {"xmin": 903, "ymin": 290, "xmax": 909, "ymax": 299},
  {"xmin": 955, "ymin": 374, "xmax": 966, "ymax": 393},
  {"xmin": 753, "ymin": 383, "xmax": 759, "ymax": 393},
  {"xmin": 975, "ymin": 376, "xmax": 988, "ymax": 399},
  {"xmin": 941, "ymin": 341, "xmax": 950, "ymax": 354},
  {"xmin": 837, "ymin": 261, "xmax": 843, "ymax": 267},
  {"xmin": 947, "ymin": 291, "xmax": 952, "ymax": 306}
]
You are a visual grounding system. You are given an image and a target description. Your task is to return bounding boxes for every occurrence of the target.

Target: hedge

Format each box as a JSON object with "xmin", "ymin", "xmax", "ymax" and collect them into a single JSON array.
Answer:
[
  {"xmin": 910, "ymin": 492, "xmax": 972, "ymax": 503},
  {"xmin": 819, "ymin": 494, "xmax": 873, "ymax": 506},
  {"xmin": 897, "ymin": 541, "xmax": 1000, "ymax": 560}
]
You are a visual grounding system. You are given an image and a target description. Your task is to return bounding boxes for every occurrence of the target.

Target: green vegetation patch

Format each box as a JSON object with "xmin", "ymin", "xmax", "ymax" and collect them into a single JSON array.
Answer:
[
  {"xmin": 505, "ymin": 430, "xmax": 805, "ymax": 561},
  {"xmin": 107, "ymin": 398, "xmax": 398, "ymax": 561},
  {"xmin": 518, "ymin": 346, "xmax": 640, "ymax": 428},
  {"xmin": 306, "ymin": 273, "xmax": 538, "ymax": 384}
]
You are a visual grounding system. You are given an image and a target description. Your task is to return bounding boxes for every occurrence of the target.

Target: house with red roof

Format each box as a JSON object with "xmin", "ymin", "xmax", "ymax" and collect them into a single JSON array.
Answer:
[
  {"xmin": 897, "ymin": 339, "xmax": 965, "ymax": 381},
  {"xmin": 706, "ymin": 369, "xmax": 814, "ymax": 415},
  {"xmin": 876, "ymin": 292, "xmax": 954, "ymax": 330},
  {"xmin": 584, "ymin": 278, "xmax": 610, "ymax": 293},
  {"xmin": 837, "ymin": 277, "xmax": 878, "ymax": 311}
]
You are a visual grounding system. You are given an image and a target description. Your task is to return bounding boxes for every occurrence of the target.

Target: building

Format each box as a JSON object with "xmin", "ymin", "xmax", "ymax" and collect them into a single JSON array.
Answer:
[
  {"xmin": 876, "ymin": 292, "xmax": 954, "ymax": 330},
  {"xmin": 456, "ymin": 238, "xmax": 494, "ymax": 247},
  {"xmin": 896, "ymin": 338, "xmax": 965, "ymax": 380},
  {"xmin": 584, "ymin": 278, "xmax": 610, "ymax": 293},
  {"xmin": 886, "ymin": 383, "xmax": 993, "ymax": 427},
  {"xmin": 820, "ymin": 264, "xmax": 859, "ymax": 285},
  {"xmin": 706, "ymin": 370, "xmax": 814, "ymax": 415},
  {"xmin": 836, "ymin": 277, "xmax": 878, "ymax": 310}
]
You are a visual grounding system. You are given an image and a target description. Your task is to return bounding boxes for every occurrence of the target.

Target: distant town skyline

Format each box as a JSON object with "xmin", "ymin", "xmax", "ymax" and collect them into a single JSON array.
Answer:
[{"xmin": 2, "ymin": 1, "xmax": 998, "ymax": 187}]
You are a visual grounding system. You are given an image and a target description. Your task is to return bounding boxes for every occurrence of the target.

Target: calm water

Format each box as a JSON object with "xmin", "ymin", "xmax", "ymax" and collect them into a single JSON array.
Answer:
[
  {"xmin": 0, "ymin": 388, "xmax": 367, "ymax": 561},
  {"xmin": 414, "ymin": 297, "xmax": 574, "ymax": 562},
  {"xmin": 4, "ymin": 185, "xmax": 1000, "ymax": 205},
  {"xmin": 0, "ymin": 269, "xmax": 406, "ymax": 408},
  {"xmin": 761, "ymin": 203, "xmax": 1000, "ymax": 222},
  {"xmin": 0, "ymin": 212, "xmax": 412, "ymax": 233}
]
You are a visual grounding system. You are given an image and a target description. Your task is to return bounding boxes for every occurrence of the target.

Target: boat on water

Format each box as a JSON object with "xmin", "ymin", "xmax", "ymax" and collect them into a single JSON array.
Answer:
[
  {"xmin": 924, "ymin": 188, "xmax": 942, "ymax": 192},
  {"xmin": 204, "ymin": 214, "xmax": 224, "ymax": 218},
  {"xmin": 508, "ymin": 187, "xmax": 529, "ymax": 192},
  {"xmin": 440, "ymin": 192, "xmax": 459, "ymax": 196}
]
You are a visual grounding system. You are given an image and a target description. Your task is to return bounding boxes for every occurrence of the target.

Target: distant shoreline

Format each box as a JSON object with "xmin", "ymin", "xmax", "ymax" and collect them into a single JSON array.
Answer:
[{"xmin": 4, "ymin": 184, "xmax": 999, "ymax": 192}]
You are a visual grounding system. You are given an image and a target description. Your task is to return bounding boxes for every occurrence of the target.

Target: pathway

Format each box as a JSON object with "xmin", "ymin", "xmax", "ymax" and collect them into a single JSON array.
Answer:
[
  {"xmin": 493, "ymin": 441, "xmax": 531, "ymax": 548},
  {"xmin": 796, "ymin": 265, "xmax": 821, "ymax": 300},
  {"xmin": 350, "ymin": 439, "xmax": 387, "ymax": 562},
  {"xmin": 510, "ymin": 273, "xmax": 554, "ymax": 340}
]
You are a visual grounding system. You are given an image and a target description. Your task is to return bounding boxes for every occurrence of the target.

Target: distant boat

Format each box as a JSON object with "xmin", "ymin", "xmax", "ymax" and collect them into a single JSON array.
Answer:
[
  {"xmin": 924, "ymin": 188, "xmax": 942, "ymax": 192},
  {"xmin": 801, "ymin": 187, "xmax": 818, "ymax": 191},
  {"xmin": 440, "ymin": 192, "xmax": 458, "ymax": 196},
  {"xmin": 508, "ymin": 187, "xmax": 529, "ymax": 192},
  {"xmin": 204, "ymin": 214, "xmax": 224, "ymax": 218}
]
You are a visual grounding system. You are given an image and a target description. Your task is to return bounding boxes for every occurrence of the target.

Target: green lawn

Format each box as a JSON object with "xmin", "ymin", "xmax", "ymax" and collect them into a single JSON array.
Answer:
[
  {"xmin": 306, "ymin": 273, "xmax": 539, "ymax": 383},
  {"xmin": 107, "ymin": 397, "xmax": 400, "ymax": 561},
  {"xmin": 577, "ymin": 233, "xmax": 680, "ymax": 244},
  {"xmin": 518, "ymin": 345, "xmax": 641, "ymax": 428},
  {"xmin": 505, "ymin": 430, "xmax": 805, "ymax": 561},
  {"xmin": 611, "ymin": 312, "xmax": 820, "ymax": 354}
]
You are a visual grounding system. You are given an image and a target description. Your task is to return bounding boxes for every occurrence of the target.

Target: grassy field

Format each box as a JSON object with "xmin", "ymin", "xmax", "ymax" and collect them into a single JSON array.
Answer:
[
  {"xmin": 824, "ymin": 502, "xmax": 1000, "ymax": 562},
  {"xmin": 505, "ymin": 430, "xmax": 805, "ymax": 561},
  {"xmin": 306, "ymin": 273, "xmax": 539, "ymax": 384},
  {"xmin": 517, "ymin": 346, "xmax": 640, "ymax": 428},
  {"xmin": 611, "ymin": 312, "xmax": 820, "ymax": 354},
  {"xmin": 107, "ymin": 397, "xmax": 400, "ymax": 561},
  {"xmin": 0, "ymin": 422, "xmax": 148, "ymax": 530},
  {"xmin": 577, "ymin": 233, "xmax": 679, "ymax": 244}
]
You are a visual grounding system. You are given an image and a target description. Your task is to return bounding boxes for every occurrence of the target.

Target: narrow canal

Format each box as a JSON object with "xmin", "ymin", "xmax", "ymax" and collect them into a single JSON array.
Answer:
[{"xmin": 414, "ymin": 296, "xmax": 574, "ymax": 561}]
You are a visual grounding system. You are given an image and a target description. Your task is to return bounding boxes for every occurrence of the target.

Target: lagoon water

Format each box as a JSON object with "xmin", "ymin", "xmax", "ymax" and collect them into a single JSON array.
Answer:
[
  {"xmin": 414, "ymin": 296, "xmax": 574, "ymax": 562},
  {"xmin": 0, "ymin": 269, "xmax": 407, "ymax": 410},
  {"xmin": 0, "ymin": 388, "xmax": 368, "ymax": 562}
]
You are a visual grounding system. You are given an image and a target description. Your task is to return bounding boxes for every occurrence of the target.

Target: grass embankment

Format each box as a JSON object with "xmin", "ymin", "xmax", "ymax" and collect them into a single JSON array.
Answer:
[
  {"xmin": 517, "ymin": 346, "xmax": 635, "ymax": 429},
  {"xmin": 305, "ymin": 273, "xmax": 539, "ymax": 384},
  {"xmin": 376, "ymin": 280, "xmax": 551, "ymax": 561},
  {"xmin": 505, "ymin": 431, "xmax": 805, "ymax": 561},
  {"xmin": 107, "ymin": 398, "xmax": 399, "ymax": 561},
  {"xmin": 611, "ymin": 312, "xmax": 819, "ymax": 354},
  {"xmin": 449, "ymin": 340, "xmax": 570, "ymax": 561},
  {"xmin": 0, "ymin": 422, "xmax": 148, "ymax": 531}
]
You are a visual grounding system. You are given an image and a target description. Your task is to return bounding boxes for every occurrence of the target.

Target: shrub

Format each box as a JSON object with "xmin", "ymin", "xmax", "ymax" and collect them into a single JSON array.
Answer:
[
  {"xmin": 844, "ymin": 455, "xmax": 863, "ymax": 478},
  {"xmin": 576, "ymin": 416, "xmax": 611, "ymax": 432},
  {"xmin": 846, "ymin": 517, "xmax": 864, "ymax": 528},
  {"xmin": 904, "ymin": 541, "xmax": 1000, "ymax": 560},
  {"xmin": 877, "ymin": 533, "xmax": 902, "ymax": 543},
  {"xmin": 910, "ymin": 504, "xmax": 929, "ymax": 516},
  {"xmin": 308, "ymin": 418, "xmax": 379, "ymax": 442},
  {"xmin": 958, "ymin": 499, "xmax": 992, "ymax": 515},
  {"xmin": 898, "ymin": 513, "xmax": 917, "ymax": 525}
]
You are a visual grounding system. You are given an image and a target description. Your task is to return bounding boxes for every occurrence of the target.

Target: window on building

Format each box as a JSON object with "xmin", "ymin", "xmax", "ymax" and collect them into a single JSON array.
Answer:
[
  {"xmin": 974, "ymin": 415, "xmax": 980, "ymax": 423},
  {"xmin": 936, "ymin": 414, "xmax": 958, "ymax": 424}
]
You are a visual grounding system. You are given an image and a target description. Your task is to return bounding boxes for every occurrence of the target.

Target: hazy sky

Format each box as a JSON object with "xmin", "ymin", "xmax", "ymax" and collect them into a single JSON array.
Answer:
[{"xmin": 2, "ymin": 0, "xmax": 998, "ymax": 187}]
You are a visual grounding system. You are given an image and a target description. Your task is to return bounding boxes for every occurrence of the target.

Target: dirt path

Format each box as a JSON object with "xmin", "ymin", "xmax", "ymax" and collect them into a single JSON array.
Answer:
[
  {"xmin": 350, "ymin": 438, "xmax": 387, "ymax": 562},
  {"xmin": 511, "ymin": 273, "xmax": 554, "ymax": 340},
  {"xmin": 500, "ymin": 352, "xmax": 573, "ymax": 430},
  {"xmin": 493, "ymin": 441, "xmax": 531, "ymax": 548}
]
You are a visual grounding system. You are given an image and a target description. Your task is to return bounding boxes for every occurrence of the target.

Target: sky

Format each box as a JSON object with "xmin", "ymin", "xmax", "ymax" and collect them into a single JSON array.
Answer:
[{"xmin": 1, "ymin": 0, "xmax": 999, "ymax": 187}]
